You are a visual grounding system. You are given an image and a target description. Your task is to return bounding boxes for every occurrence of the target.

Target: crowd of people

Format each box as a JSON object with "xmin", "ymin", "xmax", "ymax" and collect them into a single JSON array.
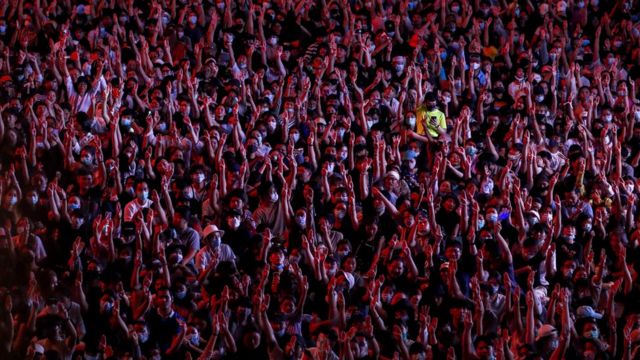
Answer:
[{"xmin": 2, "ymin": 0, "xmax": 640, "ymax": 359}]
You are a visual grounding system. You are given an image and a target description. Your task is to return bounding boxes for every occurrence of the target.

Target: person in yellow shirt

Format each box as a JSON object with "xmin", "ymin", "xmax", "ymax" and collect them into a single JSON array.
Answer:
[{"xmin": 414, "ymin": 92, "xmax": 447, "ymax": 141}]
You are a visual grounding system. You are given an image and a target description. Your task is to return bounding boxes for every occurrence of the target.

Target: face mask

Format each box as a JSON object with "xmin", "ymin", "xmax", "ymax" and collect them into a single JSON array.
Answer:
[
  {"xmin": 614, "ymin": 40, "xmax": 623, "ymax": 48},
  {"xmin": 291, "ymin": 133, "xmax": 300, "ymax": 143},
  {"xmin": 451, "ymin": 5, "xmax": 460, "ymax": 12},
  {"xmin": 178, "ymin": 31, "xmax": 184, "ymax": 38},
  {"xmin": 426, "ymin": 104, "xmax": 436, "ymax": 111},
  {"xmin": 81, "ymin": 157, "xmax": 92, "ymax": 165},
  {"xmin": 121, "ymin": 117, "xmax": 132, "ymax": 126},
  {"xmin": 30, "ymin": 195, "xmax": 38, "ymax": 205},
  {"xmin": 583, "ymin": 329, "xmax": 599, "ymax": 339},
  {"xmin": 577, "ymin": 1, "xmax": 585, "ymax": 8},
  {"xmin": 69, "ymin": 202, "xmax": 81, "ymax": 211},
  {"xmin": 608, "ymin": 57, "xmax": 615, "ymax": 65},
  {"xmin": 0, "ymin": 25, "xmax": 6, "ymax": 34},
  {"xmin": 194, "ymin": 174, "xmax": 205, "ymax": 183},
  {"xmin": 270, "ymin": 193, "xmax": 279, "ymax": 203},
  {"xmin": 101, "ymin": 300, "xmax": 113, "ymax": 313},
  {"xmin": 535, "ymin": 95, "xmax": 545, "ymax": 103},
  {"xmin": 472, "ymin": 62, "xmax": 480, "ymax": 70},
  {"xmin": 443, "ymin": 95, "xmax": 452, "ymax": 103},
  {"xmin": 407, "ymin": 116, "xmax": 416, "ymax": 126},
  {"xmin": 295, "ymin": 216, "xmax": 306, "ymax": 227},
  {"xmin": 189, "ymin": 16, "xmax": 197, "ymax": 24},
  {"xmin": 440, "ymin": 51, "xmax": 448, "ymax": 61},
  {"xmin": 175, "ymin": 290, "xmax": 187, "ymax": 299},
  {"xmin": 183, "ymin": 188, "xmax": 194, "ymax": 199},
  {"xmin": 8, "ymin": 196, "xmax": 17, "ymax": 206},
  {"xmin": 216, "ymin": 2, "xmax": 225, "ymax": 10},
  {"xmin": 138, "ymin": 191, "xmax": 149, "ymax": 201},
  {"xmin": 563, "ymin": 234, "xmax": 575, "ymax": 242},
  {"xmin": 186, "ymin": 332, "xmax": 200, "ymax": 345},
  {"xmin": 335, "ymin": 210, "xmax": 346, "ymax": 219},
  {"xmin": 138, "ymin": 330, "xmax": 149, "ymax": 343},
  {"xmin": 326, "ymin": 163, "xmax": 335, "ymax": 173},
  {"xmin": 394, "ymin": 64, "xmax": 405, "ymax": 73},
  {"xmin": 170, "ymin": 253, "xmax": 184, "ymax": 263},
  {"xmin": 264, "ymin": 93, "xmax": 275, "ymax": 103},
  {"xmin": 478, "ymin": 219, "xmax": 485, "ymax": 229},
  {"xmin": 268, "ymin": 37, "xmax": 278, "ymax": 46},
  {"xmin": 487, "ymin": 213, "xmax": 498, "ymax": 223},
  {"xmin": 466, "ymin": 146, "xmax": 477, "ymax": 156},
  {"xmin": 337, "ymin": 129, "xmax": 346, "ymax": 139},
  {"xmin": 156, "ymin": 123, "xmax": 167, "ymax": 132}
]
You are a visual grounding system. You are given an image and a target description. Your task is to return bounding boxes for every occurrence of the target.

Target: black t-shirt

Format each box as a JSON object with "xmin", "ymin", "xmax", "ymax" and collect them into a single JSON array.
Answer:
[{"xmin": 146, "ymin": 309, "xmax": 183, "ymax": 356}]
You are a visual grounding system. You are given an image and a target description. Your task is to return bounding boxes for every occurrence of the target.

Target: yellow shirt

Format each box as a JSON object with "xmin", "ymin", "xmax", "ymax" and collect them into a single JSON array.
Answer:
[{"xmin": 416, "ymin": 106, "xmax": 447, "ymax": 138}]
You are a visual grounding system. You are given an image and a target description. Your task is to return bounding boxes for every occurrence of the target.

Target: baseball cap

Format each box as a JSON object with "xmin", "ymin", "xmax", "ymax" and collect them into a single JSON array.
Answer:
[
  {"xmin": 535, "ymin": 324, "xmax": 557, "ymax": 342},
  {"xmin": 576, "ymin": 305, "xmax": 603, "ymax": 320}
]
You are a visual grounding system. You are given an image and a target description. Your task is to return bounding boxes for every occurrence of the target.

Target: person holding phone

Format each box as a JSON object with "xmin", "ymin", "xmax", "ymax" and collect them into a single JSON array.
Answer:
[{"xmin": 414, "ymin": 92, "xmax": 447, "ymax": 141}]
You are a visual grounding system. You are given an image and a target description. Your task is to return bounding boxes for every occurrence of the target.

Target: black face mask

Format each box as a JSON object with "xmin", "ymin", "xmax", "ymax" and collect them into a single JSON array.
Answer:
[{"xmin": 426, "ymin": 103, "xmax": 436, "ymax": 111}]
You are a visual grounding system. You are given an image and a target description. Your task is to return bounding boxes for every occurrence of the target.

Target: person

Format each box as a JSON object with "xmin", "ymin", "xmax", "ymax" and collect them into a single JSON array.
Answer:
[
  {"xmin": 1, "ymin": 0, "xmax": 640, "ymax": 359},
  {"xmin": 415, "ymin": 92, "xmax": 447, "ymax": 141}
]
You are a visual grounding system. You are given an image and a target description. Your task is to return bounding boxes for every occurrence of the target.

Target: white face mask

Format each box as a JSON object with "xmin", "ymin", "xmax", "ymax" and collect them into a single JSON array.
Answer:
[
  {"xmin": 138, "ymin": 329, "xmax": 149, "ymax": 343},
  {"xmin": 194, "ymin": 173, "xmax": 205, "ymax": 183},
  {"xmin": 229, "ymin": 217, "xmax": 241, "ymax": 229},
  {"xmin": 270, "ymin": 193, "xmax": 279, "ymax": 203},
  {"xmin": 471, "ymin": 62, "xmax": 480, "ymax": 70},
  {"xmin": 407, "ymin": 116, "xmax": 416, "ymax": 126},
  {"xmin": 186, "ymin": 332, "xmax": 200, "ymax": 346},
  {"xmin": 486, "ymin": 213, "xmax": 498, "ymax": 223},
  {"xmin": 291, "ymin": 133, "xmax": 300, "ymax": 142},
  {"xmin": 138, "ymin": 190, "xmax": 149, "ymax": 201},
  {"xmin": 8, "ymin": 196, "xmax": 17, "ymax": 206}
]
